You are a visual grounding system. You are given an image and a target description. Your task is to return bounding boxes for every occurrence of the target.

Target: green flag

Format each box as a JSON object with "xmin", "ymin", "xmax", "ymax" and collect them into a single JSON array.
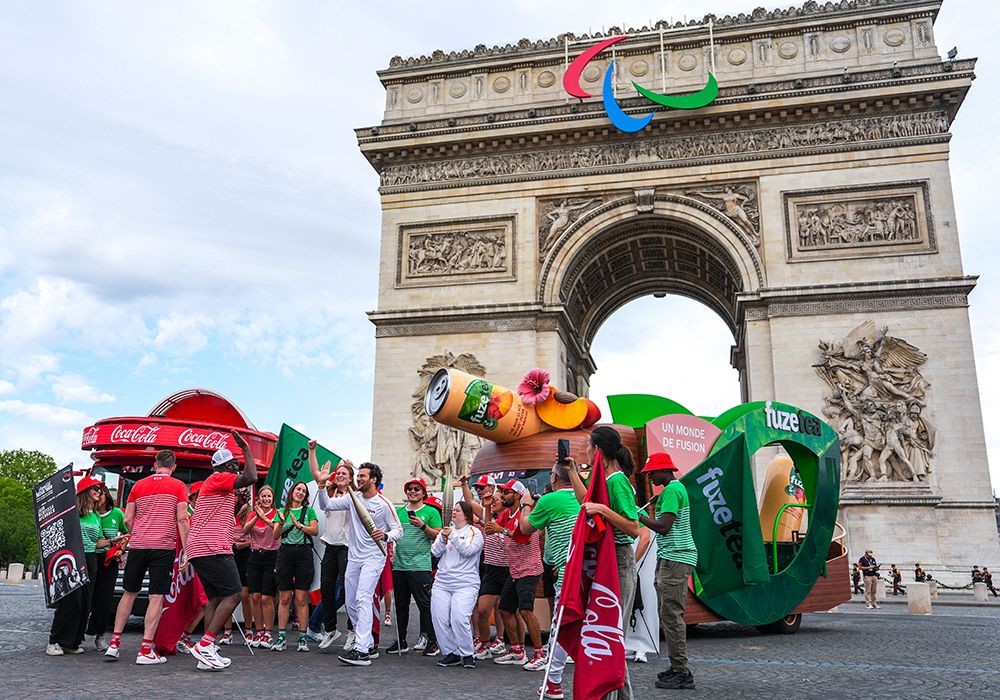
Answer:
[
  {"xmin": 681, "ymin": 435, "xmax": 769, "ymax": 597},
  {"xmin": 263, "ymin": 424, "xmax": 341, "ymax": 507}
]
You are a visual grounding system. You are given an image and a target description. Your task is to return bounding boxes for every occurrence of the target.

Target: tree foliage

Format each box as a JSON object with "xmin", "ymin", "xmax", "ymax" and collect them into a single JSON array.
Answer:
[
  {"xmin": 0, "ymin": 449, "xmax": 57, "ymax": 489},
  {"xmin": 0, "ymin": 477, "xmax": 38, "ymax": 565}
]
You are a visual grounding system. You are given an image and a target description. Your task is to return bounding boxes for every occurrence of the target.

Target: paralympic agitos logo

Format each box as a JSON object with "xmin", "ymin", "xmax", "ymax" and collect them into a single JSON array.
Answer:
[{"xmin": 564, "ymin": 36, "xmax": 719, "ymax": 133}]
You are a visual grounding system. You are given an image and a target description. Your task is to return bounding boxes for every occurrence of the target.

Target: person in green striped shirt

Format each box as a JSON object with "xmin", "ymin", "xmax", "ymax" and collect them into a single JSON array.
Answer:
[{"xmin": 637, "ymin": 453, "xmax": 698, "ymax": 691}]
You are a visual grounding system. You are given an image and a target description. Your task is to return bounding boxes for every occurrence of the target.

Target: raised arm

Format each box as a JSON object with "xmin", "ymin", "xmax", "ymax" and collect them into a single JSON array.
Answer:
[
  {"xmin": 307, "ymin": 440, "xmax": 333, "ymax": 487},
  {"xmin": 458, "ymin": 474, "xmax": 485, "ymax": 519},
  {"xmin": 566, "ymin": 458, "xmax": 587, "ymax": 502},
  {"xmin": 231, "ymin": 430, "xmax": 258, "ymax": 489}
]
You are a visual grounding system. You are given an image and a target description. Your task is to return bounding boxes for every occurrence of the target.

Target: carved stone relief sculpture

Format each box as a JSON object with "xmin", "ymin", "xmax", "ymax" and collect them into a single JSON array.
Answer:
[
  {"xmin": 410, "ymin": 352, "xmax": 485, "ymax": 484},
  {"xmin": 815, "ymin": 321, "xmax": 935, "ymax": 485},
  {"xmin": 686, "ymin": 184, "xmax": 760, "ymax": 246},
  {"xmin": 397, "ymin": 216, "xmax": 516, "ymax": 287},
  {"xmin": 784, "ymin": 181, "xmax": 934, "ymax": 262},
  {"xmin": 537, "ymin": 197, "xmax": 601, "ymax": 261}
]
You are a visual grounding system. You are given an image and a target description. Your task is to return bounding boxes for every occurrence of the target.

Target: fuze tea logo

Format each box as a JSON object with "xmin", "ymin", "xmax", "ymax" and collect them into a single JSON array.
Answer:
[
  {"xmin": 764, "ymin": 401, "xmax": 822, "ymax": 437},
  {"xmin": 564, "ymin": 35, "xmax": 719, "ymax": 133},
  {"xmin": 457, "ymin": 379, "xmax": 514, "ymax": 431},
  {"xmin": 784, "ymin": 467, "xmax": 806, "ymax": 503},
  {"xmin": 695, "ymin": 467, "xmax": 743, "ymax": 569}
]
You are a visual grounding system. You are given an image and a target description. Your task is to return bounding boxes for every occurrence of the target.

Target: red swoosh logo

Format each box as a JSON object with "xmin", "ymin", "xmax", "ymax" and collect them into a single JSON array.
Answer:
[{"xmin": 563, "ymin": 35, "xmax": 628, "ymax": 98}]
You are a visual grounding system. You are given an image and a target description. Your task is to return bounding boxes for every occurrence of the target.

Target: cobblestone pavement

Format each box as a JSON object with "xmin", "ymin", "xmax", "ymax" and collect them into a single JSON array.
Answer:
[{"xmin": 3, "ymin": 582, "xmax": 998, "ymax": 700}]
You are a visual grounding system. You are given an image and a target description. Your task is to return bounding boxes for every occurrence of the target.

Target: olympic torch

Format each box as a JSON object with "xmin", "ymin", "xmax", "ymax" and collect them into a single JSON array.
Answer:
[{"xmin": 347, "ymin": 484, "xmax": 387, "ymax": 556}]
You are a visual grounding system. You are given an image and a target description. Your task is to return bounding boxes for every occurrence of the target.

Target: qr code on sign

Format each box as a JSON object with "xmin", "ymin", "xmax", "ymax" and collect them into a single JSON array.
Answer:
[{"xmin": 40, "ymin": 520, "xmax": 66, "ymax": 558}]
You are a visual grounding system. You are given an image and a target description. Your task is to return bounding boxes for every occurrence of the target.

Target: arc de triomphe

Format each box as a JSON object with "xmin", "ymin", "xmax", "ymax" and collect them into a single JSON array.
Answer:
[{"xmin": 356, "ymin": 0, "xmax": 999, "ymax": 572}]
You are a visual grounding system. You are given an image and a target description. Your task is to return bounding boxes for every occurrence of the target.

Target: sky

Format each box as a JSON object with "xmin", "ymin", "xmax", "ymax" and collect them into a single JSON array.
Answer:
[{"xmin": 0, "ymin": 1, "xmax": 997, "ymax": 494}]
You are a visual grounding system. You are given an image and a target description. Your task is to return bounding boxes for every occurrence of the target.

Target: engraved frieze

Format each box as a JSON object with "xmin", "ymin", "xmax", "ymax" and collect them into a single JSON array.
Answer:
[
  {"xmin": 537, "ymin": 198, "xmax": 603, "ymax": 261},
  {"xmin": 379, "ymin": 111, "xmax": 949, "ymax": 189}
]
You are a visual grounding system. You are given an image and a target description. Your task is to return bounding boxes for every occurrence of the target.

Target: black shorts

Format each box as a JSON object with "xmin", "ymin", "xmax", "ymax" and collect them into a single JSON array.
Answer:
[
  {"xmin": 542, "ymin": 564, "xmax": 558, "ymax": 599},
  {"xmin": 122, "ymin": 548, "xmax": 175, "ymax": 595},
  {"xmin": 233, "ymin": 546, "xmax": 250, "ymax": 587},
  {"xmin": 275, "ymin": 544, "xmax": 314, "ymax": 591},
  {"xmin": 190, "ymin": 554, "xmax": 242, "ymax": 599},
  {"xmin": 247, "ymin": 549, "xmax": 278, "ymax": 596},
  {"xmin": 479, "ymin": 564, "xmax": 509, "ymax": 597},
  {"xmin": 499, "ymin": 574, "xmax": 540, "ymax": 612}
]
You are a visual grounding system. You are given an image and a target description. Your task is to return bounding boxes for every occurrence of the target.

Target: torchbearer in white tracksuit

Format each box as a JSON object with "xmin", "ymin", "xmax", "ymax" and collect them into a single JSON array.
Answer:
[
  {"xmin": 318, "ymin": 462, "xmax": 402, "ymax": 667},
  {"xmin": 430, "ymin": 501, "xmax": 484, "ymax": 669}
]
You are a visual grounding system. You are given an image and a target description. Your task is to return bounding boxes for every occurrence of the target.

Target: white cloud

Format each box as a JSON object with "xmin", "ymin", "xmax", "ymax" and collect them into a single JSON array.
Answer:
[
  {"xmin": 154, "ymin": 313, "xmax": 210, "ymax": 355},
  {"xmin": 50, "ymin": 374, "xmax": 115, "ymax": 404},
  {"xmin": 0, "ymin": 399, "xmax": 91, "ymax": 428},
  {"xmin": 0, "ymin": 379, "xmax": 14, "ymax": 395}
]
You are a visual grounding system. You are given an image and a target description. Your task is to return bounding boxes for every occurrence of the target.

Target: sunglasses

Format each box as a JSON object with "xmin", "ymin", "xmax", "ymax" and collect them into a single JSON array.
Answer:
[
  {"xmin": 405, "ymin": 486, "xmax": 424, "ymax": 492},
  {"xmin": 473, "ymin": 484, "xmax": 489, "ymax": 490}
]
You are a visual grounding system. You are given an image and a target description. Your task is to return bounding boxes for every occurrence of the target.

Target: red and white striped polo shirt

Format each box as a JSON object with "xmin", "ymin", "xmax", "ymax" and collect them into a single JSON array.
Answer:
[
  {"xmin": 126, "ymin": 473, "xmax": 188, "ymax": 550},
  {"xmin": 186, "ymin": 471, "xmax": 238, "ymax": 559},
  {"xmin": 496, "ymin": 507, "xmax": 542, "ymax": 579}
]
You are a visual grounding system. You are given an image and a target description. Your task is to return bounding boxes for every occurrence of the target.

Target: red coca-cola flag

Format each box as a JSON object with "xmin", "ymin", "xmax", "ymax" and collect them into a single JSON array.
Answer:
[
  {"xmin": 556, "ymin": 451, "xmax": 626, "ymax": 699},
  {"xmin": 154, "ymin": 546, "xmax": 208, "ymax": 655},
  {"xmin": 371, "ymin": 545, "xmax": 395, "ymax": 644}
]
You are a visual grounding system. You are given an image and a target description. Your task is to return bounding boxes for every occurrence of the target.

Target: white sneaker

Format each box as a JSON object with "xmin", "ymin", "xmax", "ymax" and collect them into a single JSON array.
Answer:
[
  {"xmin": 343, "ymin": 631, "xmax": 356, "ymax": 652},
  {"xmin": 634, "ymin": 650, "xmax": 648, "ymax": 663},
  {"xmin": 197, "ymin": 661, "xmax": 221, "ymax": 671},
  {"xmin": 104, "ymin": 644, "xmax": 119, "ymax": 661},
  {"xmin": 46, "ymin": 643, "xmax": 64, "ymax": 656},
  {"xmin": 383, "ymin": 612, "xmax": 392, "ymax": 626},
  {"xmin": 212, "ymin": 645, "xmax": 232, "ymax": 667},
  {"xmin": 94, "ymin": 635, "xmax": 108, "ymax": 652},
  {"xmin": 413, "ymin": 634, "xmax": 428, "ymax": 651},
  {"xmin": 190, "ymin": 642, "xmax": 226, "ymax": 670},
  {"xmin": 319, "ymin": 629, "xmax": 342, "ymax": 650},
  {"xmin": 136, "ymin": 649, "xmax": 167, "ymax": 665}
]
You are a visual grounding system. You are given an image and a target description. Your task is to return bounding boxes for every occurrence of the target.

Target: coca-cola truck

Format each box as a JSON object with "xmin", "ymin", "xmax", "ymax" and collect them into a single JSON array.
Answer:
[{"xmin": 80, "ymin": 388, "xmax": 277, "ymax": 615}]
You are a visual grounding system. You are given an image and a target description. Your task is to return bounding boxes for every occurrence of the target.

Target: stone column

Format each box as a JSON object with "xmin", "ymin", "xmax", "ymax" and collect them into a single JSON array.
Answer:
[
  {"xmin": 5, "ymin": 563, "xmax": 24, "ymax": 584},
  {"xmin": 973, "ymin": 582, "xmax": 988, "ymax": 602},
  {"xmin": 906, "ymin": 582, "xmax": 932, "ymax": 614}
]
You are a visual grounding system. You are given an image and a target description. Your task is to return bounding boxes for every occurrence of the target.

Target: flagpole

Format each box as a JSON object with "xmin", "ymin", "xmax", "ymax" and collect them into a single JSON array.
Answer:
[
  {"xmin": 231, "ymin": 613, "xmax": 255, "ymax": 656},
  {"xmin": 540, "ymin": 602, "xmax": 566, "ymax": 693}
]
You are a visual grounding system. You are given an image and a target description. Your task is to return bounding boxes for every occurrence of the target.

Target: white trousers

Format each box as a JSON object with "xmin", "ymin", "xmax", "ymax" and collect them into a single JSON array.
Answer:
[
  {"xmin": 345, "ymin": 557, "xmax": 383, "ymax": 653},
  {"xmin": 430, "ymin": 586, "xmax": 477, "ymax": 657},
  {"xmin": 548, "ymin": 574, "xmax": 569, "ymax": 684}
]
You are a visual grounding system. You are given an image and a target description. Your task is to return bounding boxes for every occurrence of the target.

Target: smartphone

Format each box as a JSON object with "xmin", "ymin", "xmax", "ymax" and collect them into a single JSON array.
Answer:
[{"xmin": 557, "ymin": 438, "xmax": 570, "ymax": 465}]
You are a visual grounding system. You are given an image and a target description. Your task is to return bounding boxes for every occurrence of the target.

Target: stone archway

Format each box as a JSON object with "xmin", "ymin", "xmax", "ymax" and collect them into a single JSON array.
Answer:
[{"xmin": 358, "ymin": 0, "xmax": 999, "ymax": 573}]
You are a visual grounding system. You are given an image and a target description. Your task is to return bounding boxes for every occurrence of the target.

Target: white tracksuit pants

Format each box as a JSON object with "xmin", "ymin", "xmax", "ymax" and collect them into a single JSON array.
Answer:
[
  {"xmin": 430, "ymin": 586, "xmax": 477, "ymax": 658},
  {"xmin": 547, "ymin": 575, "xmax": 569, "ymax": 684},
  {"xmin": 345, "ymin": 557, "xmax": 384, "ymax": 653}
]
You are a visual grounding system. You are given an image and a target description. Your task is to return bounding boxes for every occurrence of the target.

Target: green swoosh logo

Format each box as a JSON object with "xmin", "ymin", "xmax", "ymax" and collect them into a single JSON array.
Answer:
[{"xmin": 632, "ymin": 73, "xmax": 719, "ymax": 110}]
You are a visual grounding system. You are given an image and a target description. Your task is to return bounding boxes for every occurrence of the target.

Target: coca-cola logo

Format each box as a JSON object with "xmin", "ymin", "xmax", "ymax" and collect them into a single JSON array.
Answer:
[
  {"xmin": 579, "ymin": 581, "xmax": 624, "ymax": 662},
  {"xmin": 178, "ymin": 428, "xmax": 230, "ymax": 451},
  {"xmin": 81, "ymin": 426, "xmax": 99, "ymax": 447},
  {"xmin": 110, "ymin": 424, "xmax": 160, "ymax": 444},
  {"xmin": 164, "ymin": 549, "xmax": 196, "ymax": 604}
]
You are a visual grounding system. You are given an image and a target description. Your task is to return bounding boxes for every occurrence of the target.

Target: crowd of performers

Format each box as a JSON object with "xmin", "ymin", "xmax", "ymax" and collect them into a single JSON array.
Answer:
[{"xmin": 46, "ymin": 426, "xmax": 700, "ymax": 696}]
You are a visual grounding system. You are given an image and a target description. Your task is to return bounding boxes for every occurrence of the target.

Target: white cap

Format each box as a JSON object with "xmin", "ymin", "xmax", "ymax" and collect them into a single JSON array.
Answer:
[{"xmin": 211, "ymin": 448, "xmax": 234, "ymax": 467}]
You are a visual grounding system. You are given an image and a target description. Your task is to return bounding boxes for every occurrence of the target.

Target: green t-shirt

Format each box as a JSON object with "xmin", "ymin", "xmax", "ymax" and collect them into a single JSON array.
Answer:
[
  {"xmin": 96, "ymin": 507, "xmax": 127, "ymax": 553},
  {"xmin": 655, "ymin": 481, "xmax": 698, "ymax": 566},
  {"xmin": 605, "ymin": 471, "xmax": 639, "ymax": 545},
  {"xmin": 80, "ymin": 510, "xmax": 102, "ymax": 554},
  {"xmin": 394, "ymin": 504, "xmax": 443, "ymax": 571},
  {"xmin": 280, "ymin": 506, "xmax": 318, "ymax": 545},
  {"xmin": 528, "ymin": 489, "xmax": 580, "ymax": 568}
]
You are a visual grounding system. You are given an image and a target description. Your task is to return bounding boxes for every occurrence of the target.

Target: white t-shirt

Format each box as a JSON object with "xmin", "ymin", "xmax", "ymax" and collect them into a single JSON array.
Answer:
[
  {"xmin": 316, "ymin": 488, "xmax": 350, "ymax": 546},
  {"xmin": 322, "ymin": 490, "xmax": 402, "ymax": 563},
  {"xmin": 431, "ymin": 524, "xmax": 483, "ymax": 591}
]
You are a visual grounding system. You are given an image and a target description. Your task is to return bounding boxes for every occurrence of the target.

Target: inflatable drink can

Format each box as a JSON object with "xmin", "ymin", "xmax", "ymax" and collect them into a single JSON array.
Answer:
[
  {"xmin": 758, "ymin": 454, "xmax": 806, "ymax": 542},
  {"xmin": 424, "ymin": 368, "xmax": 544, "ymax": 443}
]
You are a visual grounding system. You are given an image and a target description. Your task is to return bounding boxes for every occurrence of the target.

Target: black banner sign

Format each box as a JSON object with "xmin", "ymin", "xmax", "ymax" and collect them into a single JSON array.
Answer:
[{"xmin": 33, "ymin": 465, "xmax": 89, "ymax": 607}]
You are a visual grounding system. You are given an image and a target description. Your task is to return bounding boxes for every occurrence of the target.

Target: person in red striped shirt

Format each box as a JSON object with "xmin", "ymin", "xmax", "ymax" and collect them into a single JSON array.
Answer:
[
  {"xmin": 181, "ymin": 431, "xmax": 257, "ymax": 671},
  {"xmin": 105, "ymin": 449, "xmax": 189, "ymax": 665}
]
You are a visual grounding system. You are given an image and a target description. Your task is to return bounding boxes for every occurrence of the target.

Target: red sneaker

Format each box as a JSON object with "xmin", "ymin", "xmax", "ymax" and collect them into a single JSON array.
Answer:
[{"xmin": 538, "ymin": 680, "xmax": 564, "ymax": 699}]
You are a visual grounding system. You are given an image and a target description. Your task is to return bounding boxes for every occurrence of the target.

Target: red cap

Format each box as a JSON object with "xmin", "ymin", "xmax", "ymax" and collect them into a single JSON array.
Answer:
[
  {"xmin": 76, "ymin": 476, "xmax": 103, "ymax": 494},
  {"xmin": 642, "ymin": 452, "xmax": 678, "ymax": 473},
  {"xmin": 424, "ymin": 495, "xmax": 443, "ymax": 513},
  {"xmin": 498, "ymin": 479, "xmax": 527, "ymax": 495},
  {"xmin": 473, "ymin": 475, "xmax": 496, "ymax": 488},
  {"xmin": 403, "ymin": 477, "xmax": 428, "ymax": 494},
  {"xmin": 189, "ymin": 480, "xmax": 204, "ymax": 495}
]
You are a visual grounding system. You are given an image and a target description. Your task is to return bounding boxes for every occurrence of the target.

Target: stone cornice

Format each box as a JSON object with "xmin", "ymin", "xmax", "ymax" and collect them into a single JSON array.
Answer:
[
  {"xmin": 380, "ymin": 0, "xmax": 941, "ymax": 75},
  {"xmin": 739, "ymin": 275, "xmax": 976, "ymax": 320},
  {"xmin": 367, "ymin": 303, "xmax": 569, "ymax": 339},
  {"xmin": 358, "ymin": 59, "xmax": 973, "ymax": 145}
]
